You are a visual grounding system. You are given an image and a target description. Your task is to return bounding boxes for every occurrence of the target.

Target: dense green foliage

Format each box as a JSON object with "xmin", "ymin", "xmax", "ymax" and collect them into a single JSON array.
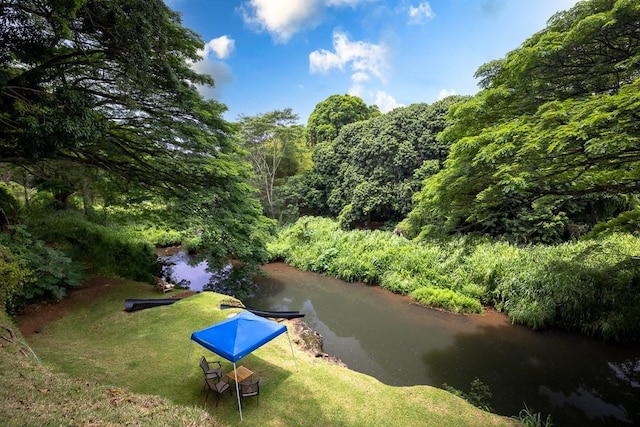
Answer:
[
  {"xmin": 1, "ymin": 0, "xmax": 238, "ymax": 195},
  {"xmin": 0, "ymin": 225, "xmax": 85, "ymax": 311},
  {"xmin": 305, "ymin": 96, "xmax": 466, "ymax": 227},
  {"xmin": 404, "ymin": 0, "xmax": 640, "ymax": 243},
  {"xmin": 306, "ymin": 94, "xmax": 381, "ymax": 146},
  {"xmin": 0, "ymin": 0, "xmax": 274, "ymax": 299},
  {"xmin": 25, "ymin": 210, "xmax": 158, "ymax": 281},
  {"xmin": 237, "ymin": 109, "xmax": 309, "ymax": 219},
  {"xmin": 270, "ymin": 217, "xmax": 640, "ymax": 341}
]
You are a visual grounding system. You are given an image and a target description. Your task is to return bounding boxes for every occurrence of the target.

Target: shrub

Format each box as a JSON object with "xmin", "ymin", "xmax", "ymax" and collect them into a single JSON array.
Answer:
[
  {"xmin": 380, "ymin": 271, "xmax": 420, "ymax": 294},
  {"xmin": 0, "ymin": 245, "xmax": 33, "ymax": 311},
  {"xmin": 0, "ymin": 183, "xmax": 20, "ymax": 227},
  {"xmin": 0, "ymin": 226, "xmax": 85, "ymax": 308},
  {"xmin": 410, "ymin": 286, "xmax": 483, "ymax": 314}
]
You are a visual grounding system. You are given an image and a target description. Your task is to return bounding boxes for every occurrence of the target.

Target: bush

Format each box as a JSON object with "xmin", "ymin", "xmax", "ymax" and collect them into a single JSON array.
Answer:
[
  {"xmin": 0, "ymin": 226, "xmax": 85, "ymax": 308},
  {"xmin": 0, "ymin": 245, "xmax": 33, "ymax": 311},
  {"xmin": 410, "ymin": 286, "xmax": 483, "ymax": 314},
  {"xmin": 0, "ymin": 183, "xmax": 20, "ymax": 227},
  {"xmin": 493, "ymin": 235, "xmax": 640, "ymax": 341}
]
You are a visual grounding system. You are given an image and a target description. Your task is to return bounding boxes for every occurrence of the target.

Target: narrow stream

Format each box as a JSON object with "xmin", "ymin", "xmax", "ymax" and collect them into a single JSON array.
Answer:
[{"xmin": 160, "ymin": 253, "xmax": 640, "ymax": 426}]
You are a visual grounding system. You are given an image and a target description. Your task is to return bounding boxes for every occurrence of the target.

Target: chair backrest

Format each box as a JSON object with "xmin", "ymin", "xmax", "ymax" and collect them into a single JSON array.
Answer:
[
  {"xmin": 240, "ymin": 379, "xmax": 260, "ymax": 397},
  {"xmin": 199, "ymin": 356, "xmax": 209, "ymax": 373}
]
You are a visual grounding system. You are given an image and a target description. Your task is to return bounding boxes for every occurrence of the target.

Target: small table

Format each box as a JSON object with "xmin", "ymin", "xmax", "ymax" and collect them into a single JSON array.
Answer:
[{"xmin": 227, "ymin": 366, "xmax": 253, "ymax": 384}]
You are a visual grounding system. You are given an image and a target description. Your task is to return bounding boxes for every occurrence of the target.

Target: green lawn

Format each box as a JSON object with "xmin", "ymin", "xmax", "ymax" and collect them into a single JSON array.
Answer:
[{"xmin": 10, "ymin": 278, "xmax": 520, "ymax": 426}]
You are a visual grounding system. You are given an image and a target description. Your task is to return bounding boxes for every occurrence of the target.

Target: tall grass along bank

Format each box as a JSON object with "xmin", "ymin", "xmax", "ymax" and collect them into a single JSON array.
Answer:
[{"xmin": 268, "ymin": 217, "xmax": 640, "ymax": 342}]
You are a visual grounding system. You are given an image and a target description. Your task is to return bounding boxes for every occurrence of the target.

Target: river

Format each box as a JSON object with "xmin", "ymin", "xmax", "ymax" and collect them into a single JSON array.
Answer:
[{"xmin": 160, "ymin": 253, "xmax": 640, "ymax": 426}]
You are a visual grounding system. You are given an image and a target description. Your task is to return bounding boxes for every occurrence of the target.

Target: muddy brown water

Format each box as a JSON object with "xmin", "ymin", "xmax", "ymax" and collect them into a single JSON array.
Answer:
[{"xmin": 160, "ymin": 254, "xmax": 640, "ymax": 426}]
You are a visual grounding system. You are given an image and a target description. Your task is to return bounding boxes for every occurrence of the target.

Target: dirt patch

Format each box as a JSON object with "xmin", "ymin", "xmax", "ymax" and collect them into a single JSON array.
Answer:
[
  {"xmin": 16, "ymin": 276, "xmax": 195, "ymax": 336},
  {"xmin": 17, "ymin": 276, "xmax": 122, "ymax": 336}
]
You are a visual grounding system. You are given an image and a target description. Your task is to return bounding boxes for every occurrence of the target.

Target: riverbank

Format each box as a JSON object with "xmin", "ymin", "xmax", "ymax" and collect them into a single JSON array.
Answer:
[{"xmin": 8, "ymin": 276, "xmax": 519, "ymax": 427}]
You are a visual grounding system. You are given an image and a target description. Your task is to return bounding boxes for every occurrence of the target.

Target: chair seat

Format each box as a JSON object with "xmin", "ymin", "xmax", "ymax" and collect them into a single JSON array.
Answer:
[
  {"xmin": 205, "ymin": 369, "xmax": 222, "ymax": 380},
  {"xmin": 215, "ymin": 380, "xmax": 230, "ymax": 393}
]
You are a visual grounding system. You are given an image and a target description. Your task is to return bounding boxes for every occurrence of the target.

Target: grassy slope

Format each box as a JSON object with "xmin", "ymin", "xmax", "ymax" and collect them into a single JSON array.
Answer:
[
  {"xmin": 0, "ymin": 309, "xmax": 220, "ymax": 426},
  {"xmin": 4, "ymin": 279, "xmax": 520, "ymax": 427}
]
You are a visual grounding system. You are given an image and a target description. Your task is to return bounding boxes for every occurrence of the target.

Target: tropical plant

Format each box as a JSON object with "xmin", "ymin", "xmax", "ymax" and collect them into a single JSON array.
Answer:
[{"xmin": 0, "ymin": 226, "xmax": 84, "ymax": 306}]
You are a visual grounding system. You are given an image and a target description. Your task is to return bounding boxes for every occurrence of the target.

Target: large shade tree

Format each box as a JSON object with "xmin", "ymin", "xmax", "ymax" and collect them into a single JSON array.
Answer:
[
  {"xmin": 306, "ymin": 96, "xmax": 466, "ymax": 227},
  {"xmin": 0, "ymin": 0, "xmax": 272, "ymax": 263},
  {"xmin": 405, "ymin": 0, "xmax": 640, "ymax": 243}
]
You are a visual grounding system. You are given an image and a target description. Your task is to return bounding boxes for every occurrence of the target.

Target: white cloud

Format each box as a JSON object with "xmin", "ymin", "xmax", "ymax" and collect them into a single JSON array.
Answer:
[
  {"xmin": 374, "ymin": 90, "xmax": 404, "ymax": 112},
  {"xmin": 190, "ymin": 60, "xmax": 234, "ymax": 100},
  {"xmin": 408, "ymin": 2, "xmax": 434, "ymax": 25},
  {"xmin": 437, "ymin": 88, "xmax": 458, "ymax": 100},
  {"xmin": 189, "ymin": 37, "xmax": 236, "ymax": 100},
  {"xmin": 351, "ymin": 71, "xmax": 370, "ymax": 83},
  {"xmin": 204, "ymin": 36, "xmax": 235, "ymax": 60},
  {"xmin": 241, "ymin": 0, "xmax": 323, "ymax": 43},
  {"xmin": 347, "ymin": 84, "xmax": 364, "ymax": 98},
  {"xmin": 309, "ymin": 31, "xmax": 389, "ymax": 83}
]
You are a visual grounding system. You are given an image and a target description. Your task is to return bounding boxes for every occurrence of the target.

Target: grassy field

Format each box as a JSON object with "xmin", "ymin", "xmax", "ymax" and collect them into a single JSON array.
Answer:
[{"xmin": 3, "ymin": 278, "xmax": 520, "ymax": 426}]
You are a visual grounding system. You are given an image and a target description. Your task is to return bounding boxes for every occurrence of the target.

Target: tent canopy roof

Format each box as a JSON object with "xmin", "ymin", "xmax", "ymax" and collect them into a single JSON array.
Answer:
[{"xmin": 190, "ymin": 310, "xmax": 287, "ymax": 362}]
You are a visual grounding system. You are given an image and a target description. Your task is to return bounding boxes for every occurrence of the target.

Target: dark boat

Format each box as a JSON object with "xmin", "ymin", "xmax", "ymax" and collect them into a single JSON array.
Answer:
[
  {"xmin": 220, "ymin": 304, "xmax": 305, "ymax": 319},
  {"xmin": 124, "ymin": 298, "xmax": 180, "ymax": 312}
]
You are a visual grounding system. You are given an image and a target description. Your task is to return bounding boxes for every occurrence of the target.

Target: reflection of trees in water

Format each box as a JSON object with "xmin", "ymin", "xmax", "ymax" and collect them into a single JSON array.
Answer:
[
  {"xmin": 158, "ymin": 262, "xmax": 191, "ymax": 289},
  {"xmin": 158, "ymin": 251, "xmax": 256, "ymax": 298},
  {"xmin": 202, "ymin": 264, "xmax": 257, "ymax": 301},
  {"xmin": 422, "ymin": 324, "xmax": 639, "ymax": 426},
  {"xmin": 608, "ymin": 358, "xmax": 640, "ymax": 389}
]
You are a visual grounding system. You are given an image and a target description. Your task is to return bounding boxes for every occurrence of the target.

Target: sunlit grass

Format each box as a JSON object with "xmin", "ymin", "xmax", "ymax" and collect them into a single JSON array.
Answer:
[{"xmin": 13, "ymin": 279, "xmax": 519, "ymax": 427}]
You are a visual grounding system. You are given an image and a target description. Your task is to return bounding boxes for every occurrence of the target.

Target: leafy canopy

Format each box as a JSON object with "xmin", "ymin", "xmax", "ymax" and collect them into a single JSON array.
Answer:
[
  {"xmin": 306, "ymin": 94, "xmax": 380, "ymax": 146},
  {"xmin": 306, "ymin": 96, "xmax": 466, "ymax": 227},
  {"xmin": 0, "ymin": 0, "xmax": 240, "ymax": 195},
  {"xmin": 237, "ymin": 109, "xmax": 305, "ymax": 219},
  {"xmin": 0, "ymin": 0, "xmax": 273, "ymax": 265},
  {"xmin": 406, "ymin": 0, "xmax": 640, "ymax": 243}
]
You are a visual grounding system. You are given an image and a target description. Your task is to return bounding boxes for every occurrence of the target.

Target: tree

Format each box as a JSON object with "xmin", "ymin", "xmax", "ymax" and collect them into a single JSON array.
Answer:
[
  {"xmin": 0, "ymin": 0, "xmax": 238, "ymax": 195},
  {"xmin": 306, "ymin": 94, "xmax": 380, "ymax": 146},
  {"xmin": 306, "ymin": 96, "xmax": 466, "ymax": 227},
  {"xmin": 237, "ymin": 109, "xmax": 305, "ymax": 218},
  {"xmin": 405, "ymin": 0, "xmax": 640, "ymax": 243},
  {"xmin": 0, "ymin": 0, "xmax": 272, "ymax": 264}
]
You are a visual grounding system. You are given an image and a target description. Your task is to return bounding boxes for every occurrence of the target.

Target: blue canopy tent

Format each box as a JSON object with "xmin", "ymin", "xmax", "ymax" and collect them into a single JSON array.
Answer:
[{"xmin": 187, "ymin": 310, "xmax": 298, "ymax": 420}]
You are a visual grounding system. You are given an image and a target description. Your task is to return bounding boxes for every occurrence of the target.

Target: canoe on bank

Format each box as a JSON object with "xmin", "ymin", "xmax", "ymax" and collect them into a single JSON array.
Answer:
[
  {"xmin": 220, "ymin": 304, "xmax": 305, "ymax": 319},
  {"xmin": 124, "ymin": 298, "xmax": 179, "ymax": 312}
]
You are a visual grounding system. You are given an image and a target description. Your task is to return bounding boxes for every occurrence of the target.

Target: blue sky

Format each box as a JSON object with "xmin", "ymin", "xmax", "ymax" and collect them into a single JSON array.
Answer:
[{"xmin": 165, "ymin": 0, "xmax": 580, "ymax": 123}]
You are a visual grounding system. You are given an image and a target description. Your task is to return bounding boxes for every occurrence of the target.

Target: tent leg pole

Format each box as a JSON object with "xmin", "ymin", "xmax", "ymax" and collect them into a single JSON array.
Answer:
[
  {"xmin": 234, "ymin": 362, "xmax": 243, "ymax": 420},
  {"xmin": 183, "ymin": 340, "xmax": 193, "ymax": 382},
  {"xmin": 286, "ymin": 331, "xmax": 298, "ymax": 372}
]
